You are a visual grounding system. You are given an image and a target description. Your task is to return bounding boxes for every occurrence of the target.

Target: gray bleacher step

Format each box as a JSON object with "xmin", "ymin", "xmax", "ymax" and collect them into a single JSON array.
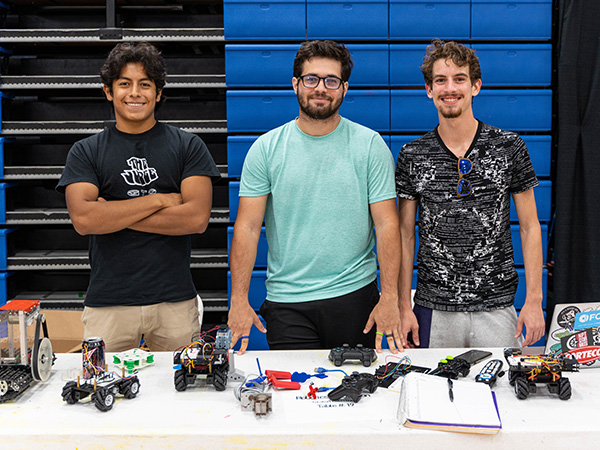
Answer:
[
  {"xmin": 4, "ymin": 207, "xmax": 230, "ymax": 224},
  {"xmin": 6, "ymin": 248, "xmax": 228, "ymax": 270},
  {"xmin": 0, "ymin": 74, "xmax": 226, "ymax": 90},
  {"xmin": 0, "ymin": 120, "xmax": 228, "ymax": 135},
  {"xmin": 3, "ymin": 165, "xmax": 64, "ymax": 179},
  {"xmin": 2, "ymin": 163, "xmax": 228, "ymax": 179},
  {"xmin": 11, "ymin": 290, "xmax": 229, "ymax": 312},
  {"xmin": 0, "ymin": 28, "xmax": 225, "ymax": 43}
]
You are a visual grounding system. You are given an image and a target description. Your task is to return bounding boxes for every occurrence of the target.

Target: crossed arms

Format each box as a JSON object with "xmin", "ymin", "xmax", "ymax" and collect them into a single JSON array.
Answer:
[{"xmin": 65, "ymin": 175, "xmax": 213, "ymax": 236}]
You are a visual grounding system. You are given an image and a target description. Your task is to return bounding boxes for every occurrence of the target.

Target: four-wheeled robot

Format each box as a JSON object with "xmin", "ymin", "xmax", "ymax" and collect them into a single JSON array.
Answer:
[
  {"xmin": 62, "ymin": 372, "xmax": 140, "ymax": 412},
  {"xmin": 0, "ymin": 300, "xmax": 54, "ymax": 402},
  {"xmin": 504, "ymin": 348, "xmax": 579, "ymax": 400},
  {"xmin": 173, "ymin": 325, "xmax": 232, "ymax": 392}
]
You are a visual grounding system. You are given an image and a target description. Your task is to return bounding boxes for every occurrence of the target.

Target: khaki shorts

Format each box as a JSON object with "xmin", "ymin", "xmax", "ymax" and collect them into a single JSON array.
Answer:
[{"xmin": 81, "ymin": 296, "xmax": 202, "ymax": 352}]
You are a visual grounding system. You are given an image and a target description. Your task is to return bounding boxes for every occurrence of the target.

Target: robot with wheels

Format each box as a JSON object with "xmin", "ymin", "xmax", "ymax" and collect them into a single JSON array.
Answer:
[
  {"xmin": 62, "ymin": 372, "xmax": 140, "ymax": 412},
  {"xmin": 173, "ymin": 325, "xmax": 232, "ymax": 392},
  {"xmin": 0, "ymin": 300, "xmax": 54, "ymax": 402},
  {"xmin": 503, "ymin": 348, "xmax": 580, "ymax": 400}
]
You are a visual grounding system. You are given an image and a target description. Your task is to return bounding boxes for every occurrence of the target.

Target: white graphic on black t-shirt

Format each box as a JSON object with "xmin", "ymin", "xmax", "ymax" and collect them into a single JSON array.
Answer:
[
  {"xmin": 395, "ymin": 122, "xmax": 539, "ymax": 312},
  {"xmin": 121, "ymin": 157, "xmax": 159, "ymax": 186}
]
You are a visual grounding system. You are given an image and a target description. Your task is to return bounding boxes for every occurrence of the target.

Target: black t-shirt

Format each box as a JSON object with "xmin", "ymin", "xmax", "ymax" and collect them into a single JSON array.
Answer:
[
  {"xmin": 57, "ymin": 122, "xmax": 221, "ymax": 307},
  {"xmin": 395, "ymin": 121, "xmax": 539, "ymax": 312}
]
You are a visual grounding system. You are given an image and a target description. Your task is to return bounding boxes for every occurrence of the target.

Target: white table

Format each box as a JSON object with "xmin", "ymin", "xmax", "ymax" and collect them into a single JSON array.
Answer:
[{"xmin": 1, "ymin": 348, "xmax": 599, "ymax": 449}]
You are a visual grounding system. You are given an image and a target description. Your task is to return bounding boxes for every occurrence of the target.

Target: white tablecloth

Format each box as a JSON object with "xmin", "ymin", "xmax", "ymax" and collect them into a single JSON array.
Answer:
[{"xmin": 1, "ymin": 347, "xmax": 598, "ymax": 449}]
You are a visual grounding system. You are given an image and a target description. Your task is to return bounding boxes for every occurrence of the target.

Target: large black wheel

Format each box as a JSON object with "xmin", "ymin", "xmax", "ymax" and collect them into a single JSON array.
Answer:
[
  {"xmin": 515, "ymin": 377, "xmax": 530, "ymax": 400},
  {"xmin": 61, "ymin": 381, "xmax": 80, "ymax": 404},
  {"xmin": 557, "ymin": 377, "xmax": 572, "ymax": 400},
  {"xmin": 174, "ymin": 369, "xmax": 188, "ymax": 392},
  {"xmin": 121, "ymin": 379, "xmax": 140, "ymax": 399},
  {"xmin": 507, "ymin": 370, "xmax": 519, "ymax": 386},
  {"xmin": 94, "ymin": 387, "xmax": 115, "ymax": 412},
  {"xmin": 213, "ymin": 367, "xmax": 228, "ymax": 392}
]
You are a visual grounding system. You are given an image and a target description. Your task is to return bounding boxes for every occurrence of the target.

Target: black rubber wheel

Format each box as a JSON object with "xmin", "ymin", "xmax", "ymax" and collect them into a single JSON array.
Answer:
[
  {"xmin": 121, "ymin": 379, "xmax": 140, "ymax": 399},
  {"xmin": 213, "ymin": 368, "xmax": 228, "ymax": 392},
  {"xmin": 94, "ymin": 387, "xmax": 115, "ymax": 412},
  {"xmin": 515, "ymin": 377, "xmax": 530, "ymax": 400},
  {"xmin": 507, "ymin": 370, "xmax": 519, "ymax": 386},
  {"xmin": 174, "ymin": 369, "xmax": 188, "ymax": 392},
  {"xmin": 61, "ymin": 381, "xmax": 80, "ymax": 404},
  {"xmin": 557, "ymin": 377, "xmax": 572, "ymax": 400}
]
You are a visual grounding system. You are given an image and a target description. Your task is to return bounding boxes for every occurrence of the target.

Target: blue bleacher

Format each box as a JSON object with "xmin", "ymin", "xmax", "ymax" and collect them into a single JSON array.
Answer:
[
  {"xmin": 227, "ymin": 43, "xmax": 551, "ymax": 88},
  {"xmin": 0, "ymin": 138, "xmax": 7, "ymax": 179},
  {"xmin": 228, "ymin": 89, "xmax": 551, "ymax": 133},
  {"xmin": 223, "ymin": 0, "xmax": 552, "ymax": 41},
  {"xmin": 227, "ymin": 90, "xmax": 390, "ymax": 133},
  {"xmin": 223, "ymin": 0, "xmax": 554, "ymax": 348},
  {"xmin": 473, "ymin": 44, "xmax": 552, "ymax": 86},
  {"xmin": 223, "ymin": 0, "xmax": 306, "ymax": 40},
  {"xmin": 226, "ymin": 44, "xmax": 390, "ymax": 87},
  {"xmin": 471, "ymin": 0, "xmax": 552, "ymax": 40},
  {"xmin": 389, "ymin": 0, "xmax": 471, "ymax": 40},
  {"xmin": 0, "ymin": 183, "xmax": 16, "ymax": 224},
  {"xmin": 0, "ymin": 228, "xmax": 17, "ymax": 271},
  {"xmin": 307, "ymin": 0, "xmax": 389, "ymax": 39}
]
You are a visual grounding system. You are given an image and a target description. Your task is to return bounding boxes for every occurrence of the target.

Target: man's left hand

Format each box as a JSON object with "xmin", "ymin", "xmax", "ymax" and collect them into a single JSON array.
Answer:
[
  {"xmin": 516, "ymin": 302, "xmax": 546, "ymax": 347},
  {"xmin": 363, "ymin": 293, "xmax": 405, "ymax": 353}
]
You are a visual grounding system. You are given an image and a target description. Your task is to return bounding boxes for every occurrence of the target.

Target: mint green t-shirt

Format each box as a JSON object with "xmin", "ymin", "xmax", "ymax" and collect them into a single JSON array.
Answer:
[{"xmin": 239, "ymin": 117, "xmax": 396, "ymax": 302}]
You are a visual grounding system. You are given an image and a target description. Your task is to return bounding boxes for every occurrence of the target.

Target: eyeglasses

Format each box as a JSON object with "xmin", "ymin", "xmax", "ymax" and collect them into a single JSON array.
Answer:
[
  {"xmin": 457, "ymin": 157, "xmax": 472, "ymax": 198},
  {"xmin": 298, "ymin": 75, "xmax": 344, "ymax": 90}
]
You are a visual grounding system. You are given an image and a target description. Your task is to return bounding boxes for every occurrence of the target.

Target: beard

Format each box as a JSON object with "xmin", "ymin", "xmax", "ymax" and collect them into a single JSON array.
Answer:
[
  {"xmin": 438, "ymin": 102, "xmax": 465, "ymax": 119},
  {"xmin": 437, "ymin": 96, "xmax": 471, "ymax": 119},
  {"xmin": 297, "ymin": 91, "xmax": 344, "ymax": 120},
  {"xmin": 440, "ymin": 107, "xmax": 463, "ymax": 119}
]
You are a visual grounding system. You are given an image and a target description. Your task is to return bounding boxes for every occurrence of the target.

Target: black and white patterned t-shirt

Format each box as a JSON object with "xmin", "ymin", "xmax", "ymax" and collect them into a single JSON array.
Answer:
[{"xmin": 395, "ymin": 121, "xmax": 539, "ymax": 312}]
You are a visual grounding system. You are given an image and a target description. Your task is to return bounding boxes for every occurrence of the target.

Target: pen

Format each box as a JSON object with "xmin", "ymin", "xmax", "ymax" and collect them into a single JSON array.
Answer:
[{"xmin": 447, "ymin": 378, "xmax": 454, "ymax": 402}]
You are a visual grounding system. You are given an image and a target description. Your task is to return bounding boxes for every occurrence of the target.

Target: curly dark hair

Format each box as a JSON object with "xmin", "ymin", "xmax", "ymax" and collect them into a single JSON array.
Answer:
[
  {"xmin": 100, "ymin": 41, "xmax": 166, "ymax": 100},
  {"xmin": 293, "ymin": 40, "xmax": 354, "ymax": 82},
  {"xmin": 420, "ymin": 39, "xmax": 481, "ymax": 87}
]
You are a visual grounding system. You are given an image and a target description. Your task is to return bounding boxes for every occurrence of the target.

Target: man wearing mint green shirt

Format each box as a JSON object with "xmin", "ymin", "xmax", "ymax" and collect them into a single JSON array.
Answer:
[{"xmin": 228, "ymin": 40, "xmax": 404, "ymax": 354}]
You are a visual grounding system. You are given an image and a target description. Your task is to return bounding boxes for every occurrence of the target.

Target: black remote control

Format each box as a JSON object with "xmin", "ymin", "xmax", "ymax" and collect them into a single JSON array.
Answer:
[{"xmin": 475, "ymin": 359, "xmax": 505, "ymax": 387}]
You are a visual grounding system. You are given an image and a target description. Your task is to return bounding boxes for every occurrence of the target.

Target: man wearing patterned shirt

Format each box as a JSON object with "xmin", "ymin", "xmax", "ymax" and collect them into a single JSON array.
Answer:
[{"xmin": 396, "ymin": 39, "xmax": 545, "ymax": 348}]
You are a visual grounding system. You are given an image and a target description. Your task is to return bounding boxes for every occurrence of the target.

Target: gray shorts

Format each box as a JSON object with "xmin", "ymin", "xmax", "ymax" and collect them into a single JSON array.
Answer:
[{"xmin": 415, "ymin": 304, "xmax": 523, "ymax": 348}]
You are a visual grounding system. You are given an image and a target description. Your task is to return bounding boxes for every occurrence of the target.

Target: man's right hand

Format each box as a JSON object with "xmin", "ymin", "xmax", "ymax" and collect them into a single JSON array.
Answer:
[
  {"xmin": 228, "ymin": 301, "xmax": 267, "ymax": 355},
  {"xmin": 159, "ymin": 192, "xmax": 183, "ymax": 208},
  {"xmin": 400, "ymin": 307, "xmax": 420, "ymax": 348}
]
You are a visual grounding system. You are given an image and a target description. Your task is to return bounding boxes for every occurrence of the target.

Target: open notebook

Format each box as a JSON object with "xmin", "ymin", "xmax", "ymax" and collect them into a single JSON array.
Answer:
[{"xmin": 398, "ymin": 372, "xmax": 502, "ymax": 435}]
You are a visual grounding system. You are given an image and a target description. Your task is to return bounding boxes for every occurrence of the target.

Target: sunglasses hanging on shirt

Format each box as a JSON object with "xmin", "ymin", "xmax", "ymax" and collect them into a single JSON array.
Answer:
[{"xmin": 457, "ymin": 157, "xmax": 472, "ymax": 198}]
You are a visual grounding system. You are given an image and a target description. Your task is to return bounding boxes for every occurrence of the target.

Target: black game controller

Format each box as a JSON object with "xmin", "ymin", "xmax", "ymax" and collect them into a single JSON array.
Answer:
[
  {"xmin": 429, "ymin": 356, "xmax": 471, "ymax": 379},
  {"xmin": 329, "ymin": 344, "xmax": 377, "ymax": 367},
  {"xmin": 327, "ymin": 372, "xmax": 379, "ymax": 403}
]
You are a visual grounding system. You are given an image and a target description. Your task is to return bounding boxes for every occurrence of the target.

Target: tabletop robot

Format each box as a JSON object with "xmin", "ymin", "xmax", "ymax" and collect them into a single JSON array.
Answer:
[
  {"xmin": 173, "ymin": 325, "xmax": 232, "ymax": 392},
  {"xmin": 0, "ymin": 300, "xmax": 54, "ymax": 402},
  {"xmin": 503, "ymin": 348, "xmax": 579, "ymax": 400},
  {"xmin": 62, "ymin": 372, "xmax": 140, "ymax": 412}
]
